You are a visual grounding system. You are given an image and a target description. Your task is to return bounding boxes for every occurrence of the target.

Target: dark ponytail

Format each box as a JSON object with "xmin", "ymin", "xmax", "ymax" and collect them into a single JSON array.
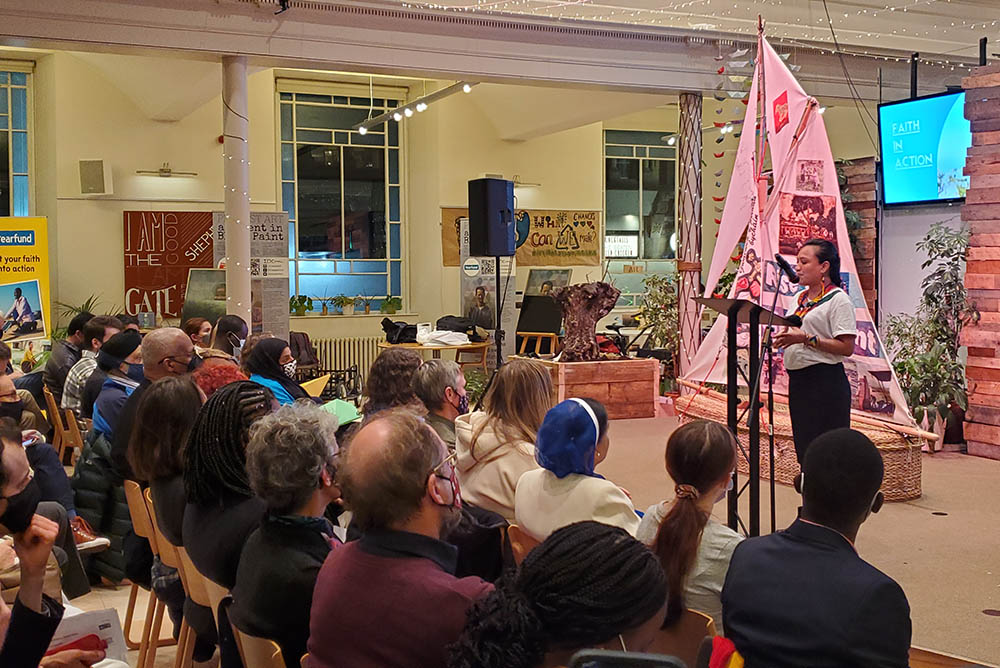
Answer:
[
  {"xmin": 449, "ymin": 521, "xmax": 667, "ymax": 668},
  {"xmin": 653, "ymin": 420, "xmax": 737, "ymax": 627},
  {"xmin": 801, "ymin": 238, "xmax": 841, "ymax": 287}
]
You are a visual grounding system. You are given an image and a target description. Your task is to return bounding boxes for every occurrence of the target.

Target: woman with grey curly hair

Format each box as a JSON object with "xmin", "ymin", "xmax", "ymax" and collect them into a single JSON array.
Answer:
[{"xmin": 229, "ymin": 401, "xmax": 342, "ymax": 668}]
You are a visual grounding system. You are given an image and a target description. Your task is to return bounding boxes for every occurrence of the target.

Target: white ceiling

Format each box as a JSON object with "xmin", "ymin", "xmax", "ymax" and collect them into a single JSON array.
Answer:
[{"xmin": 384, "ymin": 0, "xmax": 1000, "ymax": 60}]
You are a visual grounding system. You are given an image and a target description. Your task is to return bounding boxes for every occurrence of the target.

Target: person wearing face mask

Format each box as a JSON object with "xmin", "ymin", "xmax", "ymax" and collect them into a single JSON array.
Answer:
[
  {"xmin": 209, "ymin": 314, "xmax": 249, "ymax": 363},
  {"xmin": 412, "ymin": 360, "xmax": 467, "ymax": 450},
  {"xmin": 308, "ymin": 409, "xmax": 492, "ymax": 668},
  {"xmin": 90, "ymin": 330, "xmax": 144, "ymax": 443},
  {"xmin": 722, "ymin": 428, "xmax": 911, "ymax": 668},
  {"xmin": 0, "ymin": 372, "xmax": 48, "ymax": 433},
  {"xmin": 244, "ymin": 337, "xmax": 309, "ymax": 406},
  {"xmin": 635, "ymin": 419, "xmax": 741, "ymax": 634},
  {"xmin": 514, "ymin": 398, "xmax": 638, "ymax": 542}
]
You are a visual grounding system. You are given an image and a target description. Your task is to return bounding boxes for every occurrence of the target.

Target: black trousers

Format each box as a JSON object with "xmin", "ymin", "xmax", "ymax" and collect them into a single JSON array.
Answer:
[{"xmin": 787, "ymin": 362, "xmax": 852, "ymax": 464}]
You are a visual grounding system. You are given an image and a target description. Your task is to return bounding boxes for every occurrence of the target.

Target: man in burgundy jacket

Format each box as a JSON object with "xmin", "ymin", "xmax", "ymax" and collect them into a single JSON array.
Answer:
[{"xmin": 308, "ymin": 409, "xmax": 492, "ymax": 668}]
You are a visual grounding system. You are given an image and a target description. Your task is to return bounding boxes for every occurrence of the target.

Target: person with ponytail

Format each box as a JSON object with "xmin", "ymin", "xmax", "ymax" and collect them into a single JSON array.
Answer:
[
  {"xmin": 182, "ymin": 380, "xmax": 276, "ymax": 589},
  {"xmin": 514, "ymin": 398, "xmax": 638, "ymax": 541},
  {"xmin": 635, "ymin": 419, "xmax": 740, "ymax": 633},
  {"xmin": 448, "ymin": 521, "xmax": 667, "ymax": 668},
  {"xmin": 773, "ymin": 238, "xmax": 857, "ymax": 463}
]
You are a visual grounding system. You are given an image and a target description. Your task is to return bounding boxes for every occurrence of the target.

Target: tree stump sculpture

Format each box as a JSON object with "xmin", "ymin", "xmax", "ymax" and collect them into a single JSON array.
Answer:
[{"xmin": 552, "ymin": 282, "xmax": 621, "ymax": 362}]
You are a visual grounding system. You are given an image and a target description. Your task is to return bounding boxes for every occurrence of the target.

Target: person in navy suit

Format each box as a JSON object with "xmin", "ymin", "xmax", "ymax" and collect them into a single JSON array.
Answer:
[{"xmin": 721, "ymin": 428, "xmax": 911, "ymax": 668}]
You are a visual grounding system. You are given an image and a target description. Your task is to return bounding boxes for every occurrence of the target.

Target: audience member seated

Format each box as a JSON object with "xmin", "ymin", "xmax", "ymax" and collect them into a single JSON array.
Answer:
[
  {"xmin": 183, "ymin": 381, "xmax": 274, "ymax": 589},
  {"xmin": 89, "ymin": 330, "xmax": 143, "ymax": 442},
  {"xmin": 128, "ymin": 375, "xmax": 217, "ymax": 663},
  {"xmin": 80, "ymin": 345, "xmax": 114, "ymax": 420},
  {"xmin": 245, "ymin": 338, "xmax": 309, "ymax": 406},
  {"xmin": 209, "ymin": 314, "xmax": 249, "ymax": 363},
  {"xmin": 514, "ymin": 398, "xmax": 638, "ymax": 540},
  {"xmin": 449, "ymin": 521, "xmax": 668, "ymax": 668},
  {"xmin": 0, "ymin": 373, "xmax": 48, "ymax": 433},
  {"xmin": 110, "ymin": 327, "xmax": 194, "ymax": 480},
  {"xmin": 119, "ymin": 314, "xmax": 141, "ymax": 332},
  {"xmin": 308, "ymin": 409, "xmax": 492, "ymax": 668},
  {"xmin": 192, "ymin": 363, "xmax": 248, "ymax": 399},
  {"xmin": 454, "ymin": 358, "xmax": 552, "ymax": 521},
  {"xmin": 634, "ymin": 419, "xmax": 740, "ymax": 634},
  {"xmin": 360, "ymin": 347, "xmax": 423, "ymax": 418},
  {"xmin": 182, "ymin": 317, "xmax": 213, "ymax": 354},
  {"xmin": 237, "ymin": 333, "xmax": 272, "ymax": 377},
  {"xmin": 231, "ymin": 403, "xmax": 341, "ymax": 668},
  {"xmin": 722, "ymin": 428, "xmax": 911, "ymax": 667},
  {"xmin": 412, "ymin": 359, "xmax": 467, "ymax": 449},
  {"xmin": 61, "ymin": 315, "xmax": 122, "ymax": 415},
  {"xmin": 43, "ymin": 311, "xmax": 93, "ymax": 406}
]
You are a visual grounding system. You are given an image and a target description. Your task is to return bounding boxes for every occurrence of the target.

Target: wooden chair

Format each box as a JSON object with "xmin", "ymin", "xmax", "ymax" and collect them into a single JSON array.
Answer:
[
  {"xmin": 232, "ymin": 628, "xmax": 286, "ymax": 668},
  {"xmin": 909, "ymin": 646, "xmax": 992, "ymax": 668},
  {"xmin": 647, "ymin": 609, "xmax": 716, "ymax": 668},
  {"xmin": 144, "ymin": 488, "xmax": 199, "ymax": 668},
  {"xmin": 41, "ymin": 385, "xmax": 68, "ymax": 461},
  {"xmin": 62, "ymin": 409, "xmax": 86, "ymax": 465},
  {"xmin": 517, "ymin": 332, "xmax": 560, "ymax": 356},
  {"xmin": 124, "ymin": 482, "xmax": 177, "ymax": 668},
  {"xmin": 506, "ymin": 524, "xmax": 540, "ymax": 565}
]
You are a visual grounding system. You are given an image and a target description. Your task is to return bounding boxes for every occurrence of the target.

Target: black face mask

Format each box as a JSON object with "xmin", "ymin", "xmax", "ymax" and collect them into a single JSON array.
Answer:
[
  {"xmin": 187, "ymin": 354, "xmax": 203, "ymax": 372},
  {"xmin": 0, "ymin": 478, "xmax": 41, "ymax": 534},
  {"xmin": 0, "ymin": 400, "xmax": 23, "ymax": 422}
]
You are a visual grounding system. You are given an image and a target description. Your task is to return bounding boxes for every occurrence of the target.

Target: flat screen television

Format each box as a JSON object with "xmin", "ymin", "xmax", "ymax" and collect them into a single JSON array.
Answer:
[{"xmin": 878, "ymin": 91, "xmax": 970, "ymax": 207}]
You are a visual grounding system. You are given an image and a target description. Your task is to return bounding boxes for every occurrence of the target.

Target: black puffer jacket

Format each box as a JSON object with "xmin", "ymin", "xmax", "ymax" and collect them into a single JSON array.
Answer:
[{"xmin": 71, "ymin": 432, "xmax": 133, "ymax": 583}]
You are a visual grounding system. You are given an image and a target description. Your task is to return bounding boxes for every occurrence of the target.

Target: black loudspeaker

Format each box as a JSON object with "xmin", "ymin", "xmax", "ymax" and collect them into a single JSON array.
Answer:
[{"xmin": 468, "ymin": 178, "xmax": 515, "ymax": 257}]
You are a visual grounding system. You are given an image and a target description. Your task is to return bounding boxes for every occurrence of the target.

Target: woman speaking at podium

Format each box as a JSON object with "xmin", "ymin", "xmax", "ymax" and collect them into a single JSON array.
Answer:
[{"xmin": 773, "ymin": 239, "xmax": 857, "ymax": 464}]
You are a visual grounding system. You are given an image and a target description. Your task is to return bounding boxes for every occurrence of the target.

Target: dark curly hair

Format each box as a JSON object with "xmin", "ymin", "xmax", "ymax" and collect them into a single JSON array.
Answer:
[
  {"xmin": 448, "ymin": 521, "xmax": 667, "ymax": 668},
  {"xmin": 362, "ymin": 347, "xmax": 424, "ymax": 417}
]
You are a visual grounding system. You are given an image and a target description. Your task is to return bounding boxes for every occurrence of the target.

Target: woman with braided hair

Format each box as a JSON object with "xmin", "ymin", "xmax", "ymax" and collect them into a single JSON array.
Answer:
[
  {"xmin": 448, "ymin": 521, "xmax": 667, "ymax": 668},
  {"xmin": 635, "ymin": 419, "xmax": 740, "ymax": 633},
  {"xmin": 182, "ymin": 380, "xmax": 276, "ymax": 589}
]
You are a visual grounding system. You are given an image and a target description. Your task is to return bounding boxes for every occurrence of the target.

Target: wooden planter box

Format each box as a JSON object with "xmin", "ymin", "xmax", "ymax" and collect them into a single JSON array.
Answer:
[{"xmin": 535, "ymin": 357, "xmax": 660, "ymax": 419}]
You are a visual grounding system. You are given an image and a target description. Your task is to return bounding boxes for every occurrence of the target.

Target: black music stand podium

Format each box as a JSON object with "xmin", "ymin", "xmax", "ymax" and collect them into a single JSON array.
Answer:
[{"xmin": 694, "ymin": 297, "xmax": 796, "ymax": 537}]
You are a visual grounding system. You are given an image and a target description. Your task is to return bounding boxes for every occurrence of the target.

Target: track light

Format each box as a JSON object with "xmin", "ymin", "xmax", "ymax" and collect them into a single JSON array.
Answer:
[
  {"xmin": 358, "ymin": 126, "xmax": 367, "ymax": 135},
  {"xmin": 462, "ymin": 83, "xmax": 472, "ymax": 93},
  {"xmin": 416, "ymin": 102, "xmax": 428, "ymax": 112},
  {"xmin": 353, "ymin": 82, "xmax": 478, "ymax": 135},
  {"xmin": 404, "ymin": 107, "xmax": 414, "ymax": 117},
  {"xmin": 667, "ymin": 136, "xmax": 677, "ymax": 146},
  {"xmin": 392, "ymin": 111, "xmax": 402, "ymax": 122}
]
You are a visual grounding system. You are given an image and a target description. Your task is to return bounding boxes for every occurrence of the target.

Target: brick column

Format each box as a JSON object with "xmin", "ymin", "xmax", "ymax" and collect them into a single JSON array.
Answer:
[{"xmin": 841, "ymin": 157, "xmax": 878, "ymax": 315}]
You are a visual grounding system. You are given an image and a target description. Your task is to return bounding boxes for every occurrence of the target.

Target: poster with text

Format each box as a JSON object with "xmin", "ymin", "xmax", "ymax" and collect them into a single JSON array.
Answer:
[
  {"xmin": 213, "ymin": 211, "xmax": 290, "ymax": 340},
  {"xmin": 0, "ymin": 218, "xmax": 51, "ymax": 343},
  {"xmin": 123, "ymin": 211, "xmax": 214, "ymax": 319},
  {"xmin": 460, "ymin": 218, "xmax": 516, "ymax": 369},
  {"xmin": 442, "ymin": 207, "xmax": 600, "ymax": 267}
]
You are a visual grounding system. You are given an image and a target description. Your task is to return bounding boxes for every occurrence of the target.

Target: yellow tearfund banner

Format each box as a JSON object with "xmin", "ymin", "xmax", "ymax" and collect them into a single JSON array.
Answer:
[{"xmin": 0, "ymin": 217, "xmax": 51, "ymax": 343}]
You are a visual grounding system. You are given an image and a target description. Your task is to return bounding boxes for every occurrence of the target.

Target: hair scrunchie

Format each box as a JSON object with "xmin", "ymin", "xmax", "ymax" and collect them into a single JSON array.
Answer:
[{"xmin": 675, "ymin": 484, "xmax": 701, "ymax": 500}]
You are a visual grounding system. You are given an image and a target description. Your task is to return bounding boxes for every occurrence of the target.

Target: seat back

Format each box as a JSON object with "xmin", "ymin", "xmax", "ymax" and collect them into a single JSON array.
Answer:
[
  {"xmin": 123, "ymin": 480, "xmax": 157, "ymax": 554},
  {"xmin": 63, "ymin": 408, "xmax": 86, "ymax": 453},
  {"xmin": 506, "ymin": 524, "xmax": 540, "ymax": 565},
  {"xmin": 231, "ymin": 628, "xmax": 286, "ymax": 668},
  {"xmin": 648, "ymin": 609, "xmax": 717, "ymax": 668},
  {"xmin": 142, "ymin": 488, "xmax": 183, "ymax": 572},
  {"xmin": 42, "ymin": 385, "xmax": 66, "ymax": 448}
]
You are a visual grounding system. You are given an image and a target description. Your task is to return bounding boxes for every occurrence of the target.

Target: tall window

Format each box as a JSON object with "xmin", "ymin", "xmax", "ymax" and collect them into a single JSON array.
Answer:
[
  {"xmin": 604, "ymin": 130, "xmax": 677, "ymax": 307},
  {"xmin": 279, "ymin": 86, "xmax": 403, "ymax": 306},
  {"xmin": 0, "ymin": 71, "xmax": 30, "ymax": 217}
]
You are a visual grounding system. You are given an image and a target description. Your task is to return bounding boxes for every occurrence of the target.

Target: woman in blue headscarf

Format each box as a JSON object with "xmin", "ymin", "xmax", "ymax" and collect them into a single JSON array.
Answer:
[{"xmin": 513, "ymin": 398, "xmax": 638, "ymax": 541}]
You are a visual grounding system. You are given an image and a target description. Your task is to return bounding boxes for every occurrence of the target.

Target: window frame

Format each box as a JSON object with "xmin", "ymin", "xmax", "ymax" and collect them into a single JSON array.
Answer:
[{"xmin": 0, "ymin": 61, "xmax": 34, "ymax": 218}]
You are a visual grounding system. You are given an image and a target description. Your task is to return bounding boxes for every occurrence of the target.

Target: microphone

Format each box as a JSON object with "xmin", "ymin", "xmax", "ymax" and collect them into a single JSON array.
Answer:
[{"xmin": 774, "ymin": 254, "xmax": 799, "ymax": 284}]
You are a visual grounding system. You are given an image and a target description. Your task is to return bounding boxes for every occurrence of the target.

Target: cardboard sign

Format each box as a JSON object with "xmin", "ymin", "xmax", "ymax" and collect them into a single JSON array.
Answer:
[
  {"xmin": 442, "ymin": 207, "xmax": 600, "ymax": 267},
  {"xmin": 0, "ymin": 217, "xmax": 51, "ymax": 343},
  {"xmin": 123, "ymin": 211, "xmax": 214, "ymax": 318}
]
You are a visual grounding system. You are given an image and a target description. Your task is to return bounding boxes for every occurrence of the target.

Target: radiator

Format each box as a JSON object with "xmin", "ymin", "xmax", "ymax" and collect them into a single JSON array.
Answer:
[{"xmin": 312, "ymin": 336, "xmax": 382, "ymax": 376}]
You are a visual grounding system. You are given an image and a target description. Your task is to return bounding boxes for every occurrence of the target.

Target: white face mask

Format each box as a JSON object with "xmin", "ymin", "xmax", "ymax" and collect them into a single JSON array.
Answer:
[
  {"xmin": 716, "ymin": 475, "xmax": 735, "ymax": 503},
  {"xmin": 282, "ymin": 359, "xmax": 298, "ymax": 379}
]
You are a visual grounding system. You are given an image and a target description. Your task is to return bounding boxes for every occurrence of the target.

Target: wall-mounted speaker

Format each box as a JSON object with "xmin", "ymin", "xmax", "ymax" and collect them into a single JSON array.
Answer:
[
  {"xmin": 468, "ymin": 177, "xmax": 515, "ymax": 257},
  {"xmin": 79, "ymin": 159, "xmax": 113, "ymax": 196}
]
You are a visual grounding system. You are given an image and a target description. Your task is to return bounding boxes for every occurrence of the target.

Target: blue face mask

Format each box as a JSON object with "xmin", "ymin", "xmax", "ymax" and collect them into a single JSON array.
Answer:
[{"xmin": 126, "ymin": 362, "xmax": 145, "ymax": 383}]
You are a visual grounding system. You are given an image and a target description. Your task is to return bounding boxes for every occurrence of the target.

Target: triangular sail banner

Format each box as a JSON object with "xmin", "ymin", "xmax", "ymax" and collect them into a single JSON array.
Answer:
[{"xmin": 685, "ymin": 32, "xmax": 914, "ymax": 426}]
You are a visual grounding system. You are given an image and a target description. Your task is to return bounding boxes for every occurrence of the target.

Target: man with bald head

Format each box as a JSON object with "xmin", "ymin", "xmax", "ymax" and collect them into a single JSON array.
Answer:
[
  {"xmin": 111, "ymin": 327, "xmax": 199, "ymax": 479},
  {"xmin": 308, "ymin": 409, "xmax": 492, "ymax": 668}
]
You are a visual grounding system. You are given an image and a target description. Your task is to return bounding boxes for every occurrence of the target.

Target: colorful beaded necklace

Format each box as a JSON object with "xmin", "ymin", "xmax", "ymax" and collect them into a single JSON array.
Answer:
[{"xmin": 792, "ymin": 281, "xmax": 840, "ymax": 321}]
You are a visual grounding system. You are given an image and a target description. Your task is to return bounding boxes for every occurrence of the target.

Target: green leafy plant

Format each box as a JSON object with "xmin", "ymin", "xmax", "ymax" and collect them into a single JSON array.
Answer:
[
  {"xmin": 52, "ymin": 294, "xmax": 124, "ymax": 340},
  {"xmin": 638, "ymin": 273, "xmax": 679, "ymax": 352},
  {"xmin": 836, "ymin": 160, "xmax": 864, "ymax": 252},
  {"xmin": 379, "ymin": 295, "xmax": 402, "ymax": 315},
  {"xmin": 357, "ymin": 294, "xmax": 375, "ymax": 314},
  {"xmin": 883, "ymin": 223, "xmax": 979, "ymax": 422},
  {"xmin": 713, "ymin": 269, "xmax": 737, "ymax": 298},
  {"xmin": 289, "ymin": 295, "xmax": 313, "ymax": 316},
  {"xmin": 463, "ymin": 367, "xmax": 489, "ymax": 407},
  {"xmin": 331, "ymin": 295, "xmax": 357, "ymax": 308}
]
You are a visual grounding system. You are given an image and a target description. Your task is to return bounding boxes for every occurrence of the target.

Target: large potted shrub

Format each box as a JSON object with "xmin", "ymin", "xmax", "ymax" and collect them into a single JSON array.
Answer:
[
  {"xmin": 637, "ymin": 273, "xmax": 680, "ymax": 393},
  {"xmin": 884, "ymin": 223, "xmax": 979, "ymax": 445}
]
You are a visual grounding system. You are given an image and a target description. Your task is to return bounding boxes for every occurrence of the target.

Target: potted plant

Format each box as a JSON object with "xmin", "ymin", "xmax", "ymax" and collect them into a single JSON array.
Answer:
[
  {"xmin": 883, "ymin": 222, "xmax": 980, "ymax": 447},
  {"xmin": 332, "ymin": 295, "xmax": 356, "ymax": 316},
  {"xmin": 358, "ymin": 294, "xmax": 375, "ymax": 315},
  {"xmin": 380, "ymin": 295, "xmax": 402, "ymax": 315},
  {"xmin": 289, "ymin": 295, "xmax": 313, "ymax": 317}
]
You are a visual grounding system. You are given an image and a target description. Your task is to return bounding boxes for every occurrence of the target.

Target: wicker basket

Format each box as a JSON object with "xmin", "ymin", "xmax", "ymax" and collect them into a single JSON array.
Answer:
[{"xmin": 676, "ymin": 392, "xmax": 923, "ymax": 501}]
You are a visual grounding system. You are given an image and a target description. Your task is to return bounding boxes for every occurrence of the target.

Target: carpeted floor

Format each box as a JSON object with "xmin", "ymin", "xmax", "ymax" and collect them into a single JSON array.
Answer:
[{"xmin": 599, "ymin": 415, "xmax": 1000, "ymax": 665}]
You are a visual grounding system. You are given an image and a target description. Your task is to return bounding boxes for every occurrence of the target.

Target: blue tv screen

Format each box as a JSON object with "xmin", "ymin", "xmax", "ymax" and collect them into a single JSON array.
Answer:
[{"xmin": 878, "ymin": 91, "xmax": 970, "ymax": 206}]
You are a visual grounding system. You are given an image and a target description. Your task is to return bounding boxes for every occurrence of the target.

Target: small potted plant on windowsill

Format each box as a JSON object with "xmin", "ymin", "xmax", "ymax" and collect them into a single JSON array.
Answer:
[
  {"xmin": 380, "ymin": 295, "xmax": 402, "ymax": 315},
  {"xmin": 290, "ymin": 295, "xmax": 313, "ymax": 317},
  {"xmin": 358, "ymin": 294, "xmax": 375, "ymax": 315},
  {"xmin": 332, "ymin": 295, "xmax": 356, "ymax": 316}
]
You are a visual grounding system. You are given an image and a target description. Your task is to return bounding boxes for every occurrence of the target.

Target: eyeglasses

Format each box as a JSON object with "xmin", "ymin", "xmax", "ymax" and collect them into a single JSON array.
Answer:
[{"xmin": 430, "ymin": 450, "xmax": 458, "ymax": 479}]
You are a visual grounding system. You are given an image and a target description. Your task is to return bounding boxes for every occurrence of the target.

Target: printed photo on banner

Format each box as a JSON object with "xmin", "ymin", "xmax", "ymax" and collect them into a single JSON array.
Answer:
[
  {"xmin": 180, "ymin": 268, "xmax": 227, "ymax": 325},
  {"xmin": 777, "ymin": 193, "xmax": 838, "ymax": 255},
  {"xmin": 0, "ymin": 279, "xmax": 45, "ymax": 342},
  {"xmin": 524, "ymin": 269, "xmax": 571, "ymax": 296}
]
